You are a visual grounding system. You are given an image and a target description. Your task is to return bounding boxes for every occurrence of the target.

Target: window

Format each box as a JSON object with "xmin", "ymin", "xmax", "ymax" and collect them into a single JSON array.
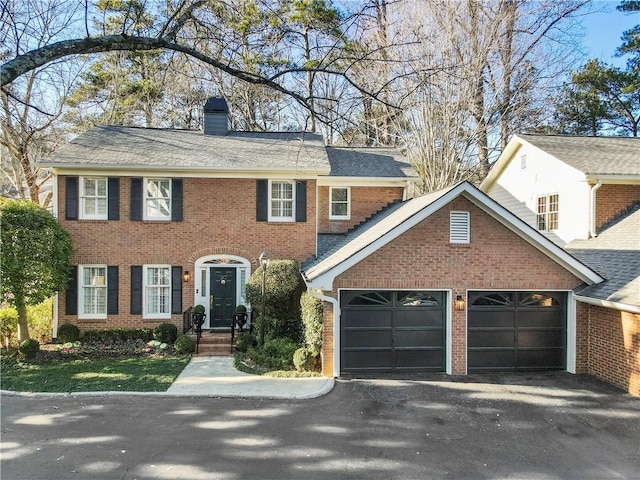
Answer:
[
  {"xmin": 329, "ymin": 187, "xmax": 350, "ymax": 220},
  {"xmin": 536, "ymin": 194, "xmax": 559, "ymax": 231},
  {"xmin": 81, "ymin": 177, "xmax": 107, "ymax": 219},
  {"xmin": 450, "ymin": 211, "xmax": 470, "ymax": 243},
  {"xmin": 145, "ymin": 178, "xmax": 171, "ymax": 220},
  {"xmin": 269, "ymin": 181, "xmax": 295, "ymax": 221},
  {"xmin": 144, "ymin": 266, "xmax": 171, "ymax": 318},
  {"xmin": 79, "ymin": 266, "xmax": 107, "ymax": 318}
]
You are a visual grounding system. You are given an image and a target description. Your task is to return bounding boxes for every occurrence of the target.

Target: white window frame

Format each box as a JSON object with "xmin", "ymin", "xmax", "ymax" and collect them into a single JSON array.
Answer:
[
  {"xmin": 144, "ymin": 178, "xmax": 172, "ymax": 221},
  {"xmin": 268, "ymin": 180, "xmax": 295, "ymax": 222},
  {"xmin": 143, "ymin": 265, "xmax": 171, "ymax": 319},
  {"xmin": 329, "ymin": 186, "xmax": 351, "ymax": 220},
  {"xmin": 80, "ymin": 177, "xmax": 108, "ymax": 220},
  {"xmin": 78, "ymin": 265, "xmax": 107, "ymax": 319},
  {"xmin": 536, "ymin": 193, "xmax": 559, "ymax": 231},
  {"xmin": 450, "ymin": 211, "xmax": 470, "ymax": 244}
]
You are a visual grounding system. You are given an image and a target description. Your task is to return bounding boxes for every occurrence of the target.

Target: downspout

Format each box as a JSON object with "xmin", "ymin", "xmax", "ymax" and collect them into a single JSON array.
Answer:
[
  {"xmin": 51, "ymin": 168, "xmax": 59, "ymax": 340},
  {"xmin": 590, "ymin": 180, "xmax": 602, "ymax": 238},
  {"xmin": 308, "ymin": 288, "xmax": 340, "ymax": 378}
]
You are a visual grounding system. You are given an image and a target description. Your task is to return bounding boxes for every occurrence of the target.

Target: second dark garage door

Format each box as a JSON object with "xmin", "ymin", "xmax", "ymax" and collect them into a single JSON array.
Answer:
[
  {"xmin": 340, "ymin": 290, "xmax": 446, "ymax": 375},
  {"xmin": 468, "ymin": 291, "xmax": 567, "ymax": 372}
]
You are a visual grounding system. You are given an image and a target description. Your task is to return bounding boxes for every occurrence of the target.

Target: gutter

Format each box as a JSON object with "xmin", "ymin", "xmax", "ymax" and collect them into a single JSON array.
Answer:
[
  {"xmin": 574, "ymin": 294, "xmax": 640, "ymax": 315},
  {"xmin": 589, "ymin": 180, "xmax": 603, "ymax": 238},
  {"xmin": 308, "ymin": 289, "xmax": 340, "ymax": 378}
]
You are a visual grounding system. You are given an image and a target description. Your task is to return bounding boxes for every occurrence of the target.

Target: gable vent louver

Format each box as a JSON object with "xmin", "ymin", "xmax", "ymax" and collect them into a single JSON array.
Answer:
[{"xmin": 450, "ymin": 211, "xmax": 470, "ymax": 244}]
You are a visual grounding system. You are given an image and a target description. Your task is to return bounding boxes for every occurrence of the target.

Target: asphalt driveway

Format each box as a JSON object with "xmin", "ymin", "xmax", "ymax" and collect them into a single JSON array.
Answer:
[{"xmin": 1, "ymin": 372, "xmax": 638, "ymax": 479}]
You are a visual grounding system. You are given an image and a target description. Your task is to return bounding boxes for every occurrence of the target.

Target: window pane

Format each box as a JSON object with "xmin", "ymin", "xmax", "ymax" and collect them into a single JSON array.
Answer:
[
  {"xmin": 332, "ymin": 203, "xmax": 348, "ymax": 216},
  {"xmin": 84, "ymin": 179, "xmax": 96, "ymax": 196},
  {"xmin": 332, "ymin": 188, "xmax": 347, "ymax": 202},
  {"xmin": 96, "ymin": 180, "xmax": 107, "ymax": 196},
  {"xmin": 81, "ymin": 266, "xmax": 106, "ymax": 315}
]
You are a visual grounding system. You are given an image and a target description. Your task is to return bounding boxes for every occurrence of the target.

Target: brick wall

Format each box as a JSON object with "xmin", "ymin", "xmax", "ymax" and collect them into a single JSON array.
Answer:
[
  {"xmin": 321, "ymin": 197, "xmax": 582, "ymax": 375},
  {"xmin": 58, "ymin": 176, "xmax": 317, "ymax": 330},
  {"xmin": 596, "ymin": 184, "xmax": 640, "ymax": 230},
  {"xmin": 318, "ymin": 186, "xmax": 404, "ymax": 234},
  {"xmin": 585, "ymin": 304, "xmax": 640, "ymax": 397}
]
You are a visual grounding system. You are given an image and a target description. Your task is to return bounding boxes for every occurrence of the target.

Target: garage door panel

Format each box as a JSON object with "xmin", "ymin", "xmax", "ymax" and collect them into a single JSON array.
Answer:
[
  {"xmin": 343, "ymin": 310, "xmax": 392, "ymax": 328},
  {"xmin": 516, "ymin": 310, "xmax": 565, "ymax": 328},
  {"xmin": 518, "ymin": 349, "xmax": 565, "ymax": 369},
  {"xmin": 395, "ymin": 309, "xmax": 443, "ymax": 327},
  {"xmin": 341, "ymin": 350, "xmax": 393, "ymax": 369},
  {"xmin": 468, "ymin": 330, "xmax": 514, "ymax": 348},
  {"xmin": 395, "ymin": 349, "xmax": 443, "ymax": 369},
  {"xmin": 518, "ymin": 329, "xmax": 565, "ymax": 348},
  {"xmin": 342, "ymin": 329, "xmax": 392, "ymax": 348},
  {"xmin": 394, "ymin": 329, "xmax": 443, "ymax": 348},
  {"xmin": 468, "ymin": 350, "xmax": 515, "ymax": 369},
  {"xmin": 468, "ymin": 310, "xmax": 514, "ymax": 328}
]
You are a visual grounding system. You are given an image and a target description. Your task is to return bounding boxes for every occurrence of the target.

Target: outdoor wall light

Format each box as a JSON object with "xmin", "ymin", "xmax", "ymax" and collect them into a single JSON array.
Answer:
[
  {"xmin": 183, "ymin": 271, "xmax": 190, "ymax": 283},
  {"xmin": 455, "ymin": 295, "xmax": 465, "ymax": 311}
]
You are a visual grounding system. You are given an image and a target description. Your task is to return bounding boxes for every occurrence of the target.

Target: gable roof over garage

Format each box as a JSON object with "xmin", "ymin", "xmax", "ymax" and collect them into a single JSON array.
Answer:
[{"xmin": 303, "ymin": 182, "xmax": 603, "ymax": 291}]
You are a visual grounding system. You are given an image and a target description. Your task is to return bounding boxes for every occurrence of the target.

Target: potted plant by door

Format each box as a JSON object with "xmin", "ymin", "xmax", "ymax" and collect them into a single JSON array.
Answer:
[
  {"xmin": 192, "ymin": 304, "xmax": 206, "ymax": 333},
  {"xmin": 233, "ymin": 305, "xmax": 248, "ymax": 331}
]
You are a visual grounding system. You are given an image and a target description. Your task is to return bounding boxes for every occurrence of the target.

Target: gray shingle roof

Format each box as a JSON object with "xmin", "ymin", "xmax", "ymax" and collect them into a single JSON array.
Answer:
[
  {"xmin": 518, "ymin": 134, "xmax": 640, "ymax": 176},
  {"xmin": 566, "ymin": 208, "xmax": 640, "ymax": 308},
  {"xmin": 326, "ymin": 147, "xmax": 418, "ymax": 178},
  {"xmin": 42, "ymin": 126, "xmax": 330, "ymax": 173}
]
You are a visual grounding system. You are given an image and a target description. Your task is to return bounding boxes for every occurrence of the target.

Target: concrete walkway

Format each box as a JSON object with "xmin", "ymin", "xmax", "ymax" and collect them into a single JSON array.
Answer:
[{"xmin": 166, "ymin": 356, "xmax": 334, "ymax": 399}]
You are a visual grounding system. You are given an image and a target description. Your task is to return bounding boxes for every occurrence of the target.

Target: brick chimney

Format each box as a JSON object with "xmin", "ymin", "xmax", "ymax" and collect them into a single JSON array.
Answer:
[{"xmin": 203, "ymin": 97, "xmax": 229, "ymax": 135}]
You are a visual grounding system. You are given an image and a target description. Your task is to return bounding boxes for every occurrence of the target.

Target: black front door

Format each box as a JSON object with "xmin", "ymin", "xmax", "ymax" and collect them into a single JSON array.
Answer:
[{"xmin": 210, "ymin": 267, "xmax": 236, "ymax": 328}]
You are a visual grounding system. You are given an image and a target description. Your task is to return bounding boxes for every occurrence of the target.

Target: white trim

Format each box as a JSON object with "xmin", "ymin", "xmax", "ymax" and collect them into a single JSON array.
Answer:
[
  {"xmin": 317, "ymin": 177, "xmax": 417, "ymax": 187},
  {"xmin": 566, "ymin": 294, "xmax": 577, "ymax": 374},
  {"xmin": 446, "ymin": 290, "xmax": 454, "ymax": 375},
  {"xmin": 589, "ymin": 180, "xmax": 603, "ymax": 238},
  {"xmin": 574, "ymin": 294, "xmax": 640, "ymax": 314},
  {"xmin": 329, "ymin": 186, "xmax": 350, "ymax": 220},
  {"xmin": 268, "ymin": 180, "xmax": 296, "ymax": 222},
  {"xmin": 52, "ymin": 293, "xmax": 59, "ymax": 339},
  {"xmin": 143, "ymin": 265, "xmax": 172, "ymax": 319},
  {"xmin": 78, "ymin": 264, "xmax": 108, "ymax": 320},
  {"xmin": 305, "ymin": 183, "xmax": 604, "ymax": 291},
  {"xmin": 52, "ymin": 170, "xmax": 59, "ymax": 218},
  {"xmin": 47, "ymin": 166, "xmax": 327, "ymax": 178}
]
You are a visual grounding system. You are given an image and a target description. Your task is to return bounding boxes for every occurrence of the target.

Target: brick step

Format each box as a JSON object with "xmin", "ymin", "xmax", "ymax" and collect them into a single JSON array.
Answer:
[
  {"xmin": 189, "ymin": 333, "xmax": 232, "ymax": 344},
  {"xmin": 193, "ymin": 344, "xmax": 234, "ymax": 356},
  {"xmin": 188, "ymin": 333, "xmax": 235, "ymax": 356}
]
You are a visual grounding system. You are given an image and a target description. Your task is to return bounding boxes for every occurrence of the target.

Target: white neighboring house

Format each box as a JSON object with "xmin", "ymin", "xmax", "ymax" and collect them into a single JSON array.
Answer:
[{"xmin": 480, "ymin": 134, "xmax": 640, "ymax": 247}]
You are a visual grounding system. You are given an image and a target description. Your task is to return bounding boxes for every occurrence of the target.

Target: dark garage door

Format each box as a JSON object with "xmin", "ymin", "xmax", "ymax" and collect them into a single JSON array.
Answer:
[
  {"xmin": 468, "ymin": 291, "xmax": 566, "ymax": 372},
  {"xmin": 340, "ymin": 290, "xmax": 445, "ymax": 375}
]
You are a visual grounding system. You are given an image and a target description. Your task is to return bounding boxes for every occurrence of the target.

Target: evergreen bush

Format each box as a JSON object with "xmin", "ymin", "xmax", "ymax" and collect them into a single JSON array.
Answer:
[
  {"xmin": 300, "ymin": 292, "xmax": 323, "ymax": 357},
  {"xmin": 18, "ymin": 338, "xmax": 40, "ymax": 358},
  {"xmin": 153, "ymin": 323, "xmax": 178, "ymax": 344},
  {"xmin": 57, "ymin": 323, "xmax": 81, "ymax": 343},
  {"xmin": 174, "ymin": 335, "xmax": 196, "ymax": 354}
]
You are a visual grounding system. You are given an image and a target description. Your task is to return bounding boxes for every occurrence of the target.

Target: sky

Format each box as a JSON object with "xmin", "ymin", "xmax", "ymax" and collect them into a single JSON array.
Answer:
[{"xmin": 581, "ymin": 1, "xmax": 638, "ymax": 67}]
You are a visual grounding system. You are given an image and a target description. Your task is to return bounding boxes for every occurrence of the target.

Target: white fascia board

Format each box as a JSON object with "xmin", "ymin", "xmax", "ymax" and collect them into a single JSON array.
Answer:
[
  {"xmin": 584, "ymin": 175, "xmax": 640, "ymax": 184},
  {"xmin": 479, "ymin": 134, "xmax": 524, "ymax": 191},
  {"xmin": 316, "ymin": 177, "xmax": 417, "ymax": 187},
  {"xmin": 464, "ymin": 191, "xmax": 604, "ymax": 285},
  {"xmin": 306, "ymin": 184, "xmax": 467, "ymax": 290},
  {"xmin": 47, "ymin": 166, "xmax": 326, "ymax": 179},
  {"xmin": 574, "ymin": 294, "xmax": 640, "ymax": 314}
]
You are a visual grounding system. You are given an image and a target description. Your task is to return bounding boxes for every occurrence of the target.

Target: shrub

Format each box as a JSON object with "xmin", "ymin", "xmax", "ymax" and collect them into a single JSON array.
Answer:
[
  {"xmin": 153, "ymin": 323, "xmax": 178, "ymax": 344},
  {"xmin": 293, "ymin": 347, "xmax": 315, "ymax": 372},
  {"xmin": 18, "ymin": 338, "xmax": 40, "ymax": 359},
  {"xmin": 235, "ymin": 304, "xmax": 247, "ymax": 314},
  {"xmin": 300, "ymin": 292, "xmax": 323, "ymax": 357},
  {"xmin": 57, "ymin": 323, "xmax": 81, "ymax": 343},
  {"xmin": 27, "ymin": 298, "xmax": 53, "ymax": 343},
  {"xmin": 0, "ymin": 307, "xmax": 18, "ymax": 347},
  {"xmin": 193, "ymin": 304, "xmax": 206, "ymax": 314},
  {"xmin": 174, "ymin": 335, "xmax": 195, "ymax": 354},
  {"xmin": 82, "ymin": 328, "xmax": 154, "ymax": 342},
  {"xmin": 235, "ymin": 333, "xmax": 256, "ymax": 353},
  {"xmin": 246, "ymin": 337, "xmax": 299, "ymax": 370}
]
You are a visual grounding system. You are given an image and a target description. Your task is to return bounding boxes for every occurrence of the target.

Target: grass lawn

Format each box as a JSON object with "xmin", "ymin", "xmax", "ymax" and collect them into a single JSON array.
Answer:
[{"xmin": 1, "ymin": 356, "xmax": 190, "ymax": 393}]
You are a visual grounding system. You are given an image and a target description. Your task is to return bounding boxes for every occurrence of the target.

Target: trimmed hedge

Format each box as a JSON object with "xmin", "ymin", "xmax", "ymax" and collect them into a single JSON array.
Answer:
[
  {"xmin": 57, "ymin": 323, "xmax": 80, "ymax": 343},
  {"xmin": 18, "ymin": 338, "xmax": 40, "ymax": 358},
  {"xmin": 82, "ymin": 328, "xmax": 154, "ymax": 342},
  {"xmin": 154, "ymin": 323, "xmax": 178, "ymax": 344}
]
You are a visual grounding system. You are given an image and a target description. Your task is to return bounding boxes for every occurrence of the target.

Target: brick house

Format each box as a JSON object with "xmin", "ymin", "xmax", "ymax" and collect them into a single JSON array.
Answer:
[
  {"xmin": 43, "ymin": 102, "xmax": 637, "ymax": 395},
  {"xmin": 480, "ymin": 134, "xmax": 640, "ymax": 396}
]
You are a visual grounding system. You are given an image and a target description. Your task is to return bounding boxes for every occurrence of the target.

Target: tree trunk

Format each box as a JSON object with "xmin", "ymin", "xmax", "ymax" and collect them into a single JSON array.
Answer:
[{"xmin": 16, "ymin": 300, "xmax": 30, "ymax": 343}]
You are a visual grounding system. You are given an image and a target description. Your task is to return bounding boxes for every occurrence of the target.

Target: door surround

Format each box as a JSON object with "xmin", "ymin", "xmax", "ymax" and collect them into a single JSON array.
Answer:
[{"xmin": 193, "ymin": 255, "xmax": 252, "ymax": 328}]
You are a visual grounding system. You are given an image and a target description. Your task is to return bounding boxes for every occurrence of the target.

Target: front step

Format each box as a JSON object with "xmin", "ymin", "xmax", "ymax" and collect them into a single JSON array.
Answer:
[{"xmin": 188, "ymin": 332, "xmax": 234, "ymax": 356}]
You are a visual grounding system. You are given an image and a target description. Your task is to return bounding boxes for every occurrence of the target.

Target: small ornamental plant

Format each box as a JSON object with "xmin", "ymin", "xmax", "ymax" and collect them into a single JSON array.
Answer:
[
  {"xmin": 57, "ymin": 341, "xmax": 82, "ymax": 353},
  {"xmin": 145, "ymin": 340, "xmax": 168, "ymax": 352}
]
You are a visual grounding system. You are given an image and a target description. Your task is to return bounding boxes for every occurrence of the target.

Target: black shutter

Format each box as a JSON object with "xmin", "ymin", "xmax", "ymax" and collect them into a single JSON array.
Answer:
[
  {"xmin": 296, "ymin": 180, "xmax": 307, "ymax": 222},
  {"xmin": 171, "ymin": 178, "xmax": 183, "ymax": 221},
  {"xmin": 108, "ymin": 178, "xmax": 120, "ymax": 220},
  {"xmin": 65, "ymin": 177, "xmax": 79, "ymax": 220},
  {"xmin": 107, "ymin": 266, "xmax": 119, "ymax": 314},
  {"xmin": 171, "ymin": 266, "xmax": 182, "ymax": 314},
  {"xmin": 130, "ymin": 178, "xmax": 143, "ymax": 221},
  {"xmin": 256, "ymin": 179, "xmax": 268, "ymax": 221},
  {"xmin": 130, "ymin": 266, "xmax": 142, "ymax": 314},
  {"xmin": 65, "ymin": 266, "xmax": 78, "ymax": 315}
]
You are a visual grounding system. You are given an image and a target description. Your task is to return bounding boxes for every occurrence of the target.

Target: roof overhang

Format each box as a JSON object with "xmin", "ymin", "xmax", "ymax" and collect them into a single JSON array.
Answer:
[
  {"xmin": 584, "ymin": 175, "xmax": 640, "ymax": 185},
  {"xmin": 316, "ymin": 176, "xmax": 418, "ymax": 187},
  {"xmin": 305, "ymin": 182, "xmax": 604, "ymax": 291},
  {"xmin": 479, "ymin": 134, "xmax": 525, "ymax": 191},
  {"xmin": 573, "ymin": 294, "xmax": 640, "ymax": 315}
]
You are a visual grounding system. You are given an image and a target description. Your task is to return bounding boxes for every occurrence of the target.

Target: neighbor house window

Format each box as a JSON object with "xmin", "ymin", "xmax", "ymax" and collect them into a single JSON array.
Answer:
[
  {"xmin": 450, "ymin": 211, "xmax": 470, "ymax": 243},
  {"xmin": 144, "ymin": 265, "xmax": 171, "ymax": 318},
  {"xmin": 79, "ymin": 265, "xmax": 107, "ymax": 318},
  {"xmin": 269, "ymin": 180, "xmax": 295, "ymax": 221},
  {"xmin": 329, "ymin": 187, "xmax": 350, "ymax": 220},
  {"xmin": 145, "ymin": 178, "xmax": 171, "ymax": 220},
  {"xmin": 81, "ymin": 177, "xmax": 108, "ymax": 219},
  {"xmin": 537, "ymin": 194, "xmax": 559, "ymax": 231}
]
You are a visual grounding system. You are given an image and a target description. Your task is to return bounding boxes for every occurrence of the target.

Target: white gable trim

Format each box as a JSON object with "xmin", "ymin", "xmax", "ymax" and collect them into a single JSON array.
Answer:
[{"xmin": 305, "ymin": 182, "xmax": 604, "ymax": 291}]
